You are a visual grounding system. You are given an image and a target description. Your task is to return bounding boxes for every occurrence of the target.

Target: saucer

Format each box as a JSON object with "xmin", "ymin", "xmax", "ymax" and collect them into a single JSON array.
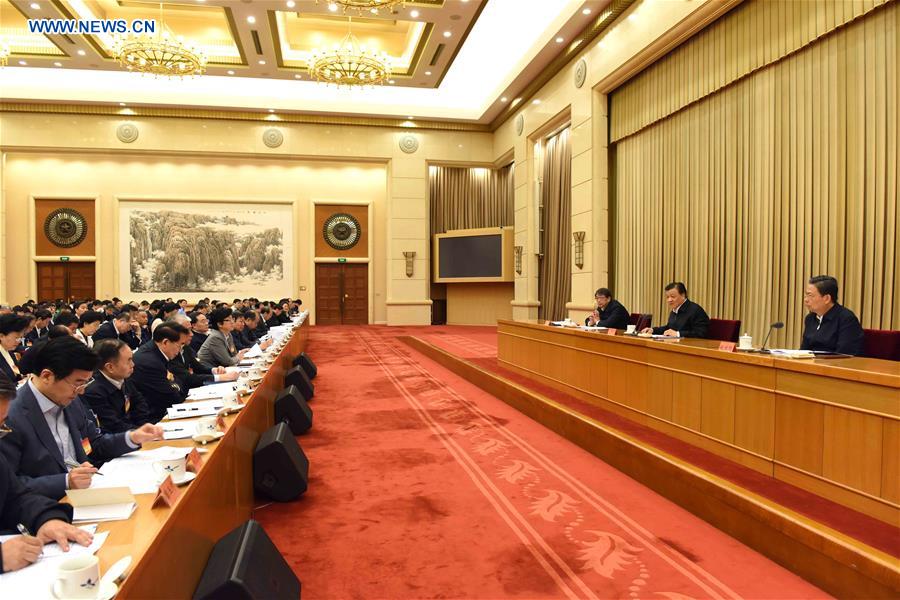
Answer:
[
  {"xmin": 53, "ymin": 580, "xmax": 118, "ymax": 600},
  {"xmin": 191, "ymin": 431, "xmax": 225, "ymax": 445},
  {"xmin": 172, "ymin": 471, "xmax": 197, "ymax": 486}
]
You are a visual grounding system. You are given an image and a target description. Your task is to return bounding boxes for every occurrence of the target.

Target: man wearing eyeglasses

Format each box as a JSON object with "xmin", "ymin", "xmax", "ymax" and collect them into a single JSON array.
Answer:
[
  {"xmin": 0, "ymin": 376, "xmax": 93, "ymax": 573},
  {"xmin": 0, "ymin": 337, "xmax": 163, "ymax": 500}
]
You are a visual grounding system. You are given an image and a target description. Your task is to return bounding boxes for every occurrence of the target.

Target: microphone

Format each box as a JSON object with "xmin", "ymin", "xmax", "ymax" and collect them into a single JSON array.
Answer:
[{"xmin": 759, "ymin": 321, "xmax": 784, "ymax": 352}]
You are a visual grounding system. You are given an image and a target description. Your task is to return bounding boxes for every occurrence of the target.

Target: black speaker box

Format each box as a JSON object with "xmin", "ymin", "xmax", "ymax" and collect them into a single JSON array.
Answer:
[
  {"xmin": 291, "ymin": 352, "xmax": 317, "ymax": 380},
  {"xmin": 275, "ymin": 385, "xmax": 313, "ymax": 435},
  {"xmin": 254, "ymin": 422, "xmax": 309, "ymax": 502},
  {"xmin": 193, "ymin": 520, "xmax": 301, "ymax": 600},
  {"xmin": 284, "ymin": 366, "xmax": 314, "ymax": 401}
]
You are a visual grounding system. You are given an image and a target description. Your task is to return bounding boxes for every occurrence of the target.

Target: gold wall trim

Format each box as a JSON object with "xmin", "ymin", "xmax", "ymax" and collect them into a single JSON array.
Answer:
[
  {"xmin": 0, "ymin": 102, "xmax": 491, "ymax": 132},
  {"xmin": 610, "ymin": 0, "xmax": 894, "ymax": 142}
]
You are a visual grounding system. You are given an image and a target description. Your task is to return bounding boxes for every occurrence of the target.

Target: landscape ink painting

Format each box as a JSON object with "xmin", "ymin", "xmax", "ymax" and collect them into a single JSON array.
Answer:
[{"xmin": 120, "ymin": 202, "xmax": 294, "ymax": 297}]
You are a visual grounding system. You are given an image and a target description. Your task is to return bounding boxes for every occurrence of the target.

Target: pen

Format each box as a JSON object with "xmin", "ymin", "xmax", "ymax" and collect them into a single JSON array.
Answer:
[
  {"xmin": 64, "ymin": 459, "xmax": 104, "ymax": 476},
  {"xmin": 16, "ymin": 523, "xmax": 32, "ymax": 537}
]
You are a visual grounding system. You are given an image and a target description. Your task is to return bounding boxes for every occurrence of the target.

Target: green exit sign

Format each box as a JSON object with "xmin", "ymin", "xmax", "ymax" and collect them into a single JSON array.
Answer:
[
  {"xmin": 60, "ymin": 256, "xmax": 70, "ymax": 262},
  {"xmin": 337, "ymin": 258, "xmax": 347, "ymax": 263}
]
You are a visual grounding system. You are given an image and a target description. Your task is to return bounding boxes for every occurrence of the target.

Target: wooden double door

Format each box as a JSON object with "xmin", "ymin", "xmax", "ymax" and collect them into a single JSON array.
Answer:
[
  {"xmin": 36, "ymin": 262, "xmax": 95, "ymax": 302},
  {"xmin": 315, "ymin": 263, "xmax": 368, "ymax": 325}
]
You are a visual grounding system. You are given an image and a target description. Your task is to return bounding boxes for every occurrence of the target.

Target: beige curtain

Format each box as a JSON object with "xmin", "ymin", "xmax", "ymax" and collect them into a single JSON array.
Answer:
[
  {"xmin": 612, "ymin": 0, "xmax": 898, "ymax": 345},
  {"xmin": 538, "ymin": 128, "xmax": 572, "ymax": 321},
  {"xmin": 429, "ymin": 164, "xmax": 514, "ymax": 236}
]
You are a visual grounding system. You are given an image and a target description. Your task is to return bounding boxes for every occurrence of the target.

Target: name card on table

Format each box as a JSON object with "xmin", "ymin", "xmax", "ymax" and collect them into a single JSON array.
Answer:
[
  {"xmin": 718, "ymin": 341, "xmax": 736, "ymax": 352},
  {"xmin": 152, "ymin": 476, "xmax": 181, "ymax": 509},
  {"xmin": 606, "ymin": 328, "xmax": 618, "ymax": 336},
  {"xmin": 186, "ymin": 448, "xmax": 203, "ymax": 473},
  {"xmin": 216, "ymin": 414, "xmax": 227, "ymax": 431}
]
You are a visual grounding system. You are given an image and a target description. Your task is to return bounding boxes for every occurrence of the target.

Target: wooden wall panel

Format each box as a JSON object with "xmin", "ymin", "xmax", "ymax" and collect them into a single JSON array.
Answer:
[
  {"xmin": 671, "ymin": 373, "xmax": 702, "ymax": 430},
  {"xmin": 700, "ymin": 380, "xmax": 735, "ymax": 444},
  {"xmin": 733, "ymin": 388, "xmax": 775, "ymax": 457},
  {"xmin": 822, "ymin": 407, "xmax": 884, "ymax": 496},
  {"xmin": 314, "ymin": 204, "xmax": 368, "ymax": 258},
  {"xmin": 34, "ymin": 199, "xmax": 95, "ymax": 256},
  {"xmin": 646, "ymin": 368, "xmax": 673, "ymax": 422},
  {"xmin": 775, "ymin": 396, "xmax": 824, "ymax": 475},
  {"xmin": 881, "ymin": 419, "xmax": 900, "ymax": 503}
]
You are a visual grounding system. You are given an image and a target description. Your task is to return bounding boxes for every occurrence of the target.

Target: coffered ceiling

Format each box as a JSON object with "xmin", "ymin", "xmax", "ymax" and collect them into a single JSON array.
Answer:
[{"xmin": 0, "ymin": 0, "xmax": 641, "ymax": 123}]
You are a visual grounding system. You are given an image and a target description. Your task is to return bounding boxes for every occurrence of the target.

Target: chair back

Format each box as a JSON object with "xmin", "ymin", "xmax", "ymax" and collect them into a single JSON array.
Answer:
[
  {"xmin": 629, "ymin": 313, "xmax": 652, "ymax": 331},
  {"xmin": 862, "ymin": 329, "xmax": 900, "ymax": 361},
  {"xmin": 707, "ymin": 318, "xmax": 741, "ymax": 342}
]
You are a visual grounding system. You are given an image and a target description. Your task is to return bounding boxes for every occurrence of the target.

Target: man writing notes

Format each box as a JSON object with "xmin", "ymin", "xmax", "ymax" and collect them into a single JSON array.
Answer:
[
  {"xmin": 585, "ymin": 288, "xmax": 630, "ymax": 329},
  {"xmin": 0, "ymin": 337, "xmax": 163, "ymax": 500},
  {"xmin": 641, "ymin": 282, "xmax": 710, "ymax": 338},
  {"xmin": 800, "ymin": 275, "xmax": 864, "ymax": 355},
  {"xmin": 0, "ymin": 377, "xmax": 92, "ymax": 573}
]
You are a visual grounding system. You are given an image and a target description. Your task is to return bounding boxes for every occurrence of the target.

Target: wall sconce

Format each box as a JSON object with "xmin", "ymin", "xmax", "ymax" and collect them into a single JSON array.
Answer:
[
  {"xmin": 403, "ymin": 251, "xmax": 416, "ymax": 277},
  {"xmin": 573, "ymin": 231, "xmax": 585, "ymax": 269},
  {"xmin": 514, "ymin": 246, "xmax": 523, "ymax": 275}
]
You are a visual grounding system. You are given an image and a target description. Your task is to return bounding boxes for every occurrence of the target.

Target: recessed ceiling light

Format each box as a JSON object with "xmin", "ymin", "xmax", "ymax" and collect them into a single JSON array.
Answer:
[
  {"xmin": 53, "ymin": 61, "xmax": 62, "ymax": 67},
  {"xmin": 294, "ymin": 74, "xmax": 302, "ymax": 79},
  {"xmin": 388, "ymin": 79, "xmax": 395, "ymax": 84},
  {"xmin": 286, "ymin": 0, "xmax": 296, "ymax": 7},
  {"xmin": 77, "ymin": 49, "xmax": 86, "ymax": 56},
  {"xmin": 555, "ymin": 36, "xmax": 564, "ymax": 43},
  {"xmin": 500, "ymin": 97, "xmax": 508, "ymax": 102},
  {"xmin": 425, "ymin": 70, "xmax": 432, "ymax": 75},
  {"xmin": 18, "ymin": 60, "xmax": 27, "ymax": 65},
  {"xmin": 258, "ymin": 59, "xmax": 266, "ymax": 65},
  {"xmin": 119, "ymin": 102, "xmax": 127, "ymax": 106},
  {"xmin": 407, "ymin": 116, "xmax": 414, "ymax": 120},
  {"xmin": 628, "ymin": 12, "xmax": 637, "ymax": 22},
  {"xmin": 268, "ymin": 109, "xmax": 275, "ymax": 113},
  {"xmin": 582, "ymin": 8, "xmax": 591, "ymax": 15},
  {"xmin": 442, "ymin": 31, "xmax": 452, "ymax": 38},
  {"xmin": 246, "ymin": 15, "xmax": 256, "ymax": 24},
  {"xmin": 328, "ymin": 2, "xmax": 338, "ymax": 12},
  {"xmin": 227, "ymin": 70, "xmax": 235, "ymax": 75},
  {"xmin": 410, "ymin": 9, "xmax": 419, "ymax": 18},
  {"xmin": 30, "ymin": 2, "xmax": 40, "ymax": 9},
  {"xmin": 532, "ymin": 99, "xmax": 541, "ymax": 105}
]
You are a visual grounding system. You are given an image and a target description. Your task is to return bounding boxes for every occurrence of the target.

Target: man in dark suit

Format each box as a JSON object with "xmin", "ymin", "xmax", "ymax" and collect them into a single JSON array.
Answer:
[
  {"xmin": 254, "ymin": 308, "xmax": 271, "ymax": 338},
  {"xmin": 24, "ymin": 310, "xmax": 52, "ymax": 346},
  {"xmin": 169, "ymin": 317, "xmax": 236, "ymax": 390},
  {"xmin": 800, "ymin": 275, "xmax": 864, "ymax": 355},
  {"xmin": 92, "ymin": 308, "xmax": 141, "ymax": 350},
  {"xmin": 189, "ymin": 312, "xmax": 210, "ymax": 354},
  {"xmin": 265, "ymin": 305, "xmax": 283, "ymax": 328},
  {"xmin": 131, "ymin": 324, "xmax": 188, "ymax": 423},
  {"xmin": 80, "ymin": 339, "xmax": 152, "ymax": 434},
  {"xmin": 585, "ymin": 288, "xmax": 630, "ymax": 329},
  {"xmin": 0, "ymin": 337, "xmax": 162, "ymax": 500},
  {"xmin": 642, "ymin": 282, "xmax": 710, "ymax": 338},
  {"xmin": 231, "ymin": 313, "xmax": 253, "ymax": 351},
  {"xmin": 134, "ymin": 310, "xmax": 152, "ymax": 346},
  {"xmin": 0, "ymin": 376, "xmax": 93, "ymax": 573}
]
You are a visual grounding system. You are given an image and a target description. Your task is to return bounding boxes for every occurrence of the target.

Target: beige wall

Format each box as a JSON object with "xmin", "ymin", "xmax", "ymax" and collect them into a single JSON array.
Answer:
[
  {"xmin": 0, "ymin": 113, "xmax": 494, "ymax": 324},
  {"xmin": 492, "ymin": 0, "xmax": 727, "ymax": 324}
]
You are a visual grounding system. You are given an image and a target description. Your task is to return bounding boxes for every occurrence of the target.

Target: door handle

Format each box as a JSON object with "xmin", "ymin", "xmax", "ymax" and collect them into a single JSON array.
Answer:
[{"xmin": 344, "ymin": 294, "xmax": 350, "ymax": 299}]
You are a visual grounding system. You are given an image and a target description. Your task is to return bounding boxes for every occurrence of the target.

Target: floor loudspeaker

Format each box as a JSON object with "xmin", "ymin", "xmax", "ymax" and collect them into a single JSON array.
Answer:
[
  {"xmin": 193, "ymin": 520, "xmax": 301, "ymax": 600},
  {"xmin": 253, "ymin": 422, "xmax": 309, "ymax": 502},
  {"xmin": 292, "ymin": 352, "xmax": 317, "ymax": 380},
  {"xmin": 284, "ymin": 366, "xmax": 314, "ymax": 401},
  {"xmin": 275, "ymin": 385, "xmax": 313, "ymax": 435}
]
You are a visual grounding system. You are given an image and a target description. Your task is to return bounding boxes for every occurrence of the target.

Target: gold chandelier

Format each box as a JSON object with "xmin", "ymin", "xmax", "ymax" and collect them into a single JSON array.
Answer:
[
  {"xmin": 309, "ymin": 19, "xmax": 391, "ymax": 87},
  {"xmin": 318, "ymin": 0, "xmax": 405, "ymax": 16},
  {"xmin": 111, "ymin": 3, "xmax": 207, "ymax": 77}
]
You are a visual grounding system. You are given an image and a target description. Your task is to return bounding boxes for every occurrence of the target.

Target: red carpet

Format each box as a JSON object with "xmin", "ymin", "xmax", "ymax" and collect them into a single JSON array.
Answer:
[
  {"xmin": 412, "ymin": 326, "xmax": 900, "ymax": 559},
  {"xmin": 254, "ymin": 325, "xmax": 828, "ymax": 599}
]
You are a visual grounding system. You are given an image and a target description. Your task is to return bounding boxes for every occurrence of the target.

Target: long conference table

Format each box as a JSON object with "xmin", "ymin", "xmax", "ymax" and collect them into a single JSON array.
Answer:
[
  {"xmin": 497, "ymin": 320, "xmax": 900, "ymax": 526},
  {"xmin": 82, "ymin": 319, "xmax": 309, "ymax": 599}
]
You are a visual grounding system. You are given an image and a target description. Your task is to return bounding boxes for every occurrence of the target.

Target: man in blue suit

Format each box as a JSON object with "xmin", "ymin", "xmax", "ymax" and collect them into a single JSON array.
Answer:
[
  {"xmin": 0, "ymin": 337, "xmax": 163, "ymax": 500},
  {"xmin": 92, "ymin": 307, "xmax": 141, "ymax": 350}
]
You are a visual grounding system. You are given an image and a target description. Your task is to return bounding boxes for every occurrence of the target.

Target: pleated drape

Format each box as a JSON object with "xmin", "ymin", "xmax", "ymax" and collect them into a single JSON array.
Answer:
[
  {"xmin": 612, "ymin": 1, "xmax": 899, "ymax": 345},
  {"xmin": 428, "ymin": 164, "xmax": 514, "ymax": 237},
  {"xmin": 538, "ymin": 128, "xmax": 572, "ymax": 321}
]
